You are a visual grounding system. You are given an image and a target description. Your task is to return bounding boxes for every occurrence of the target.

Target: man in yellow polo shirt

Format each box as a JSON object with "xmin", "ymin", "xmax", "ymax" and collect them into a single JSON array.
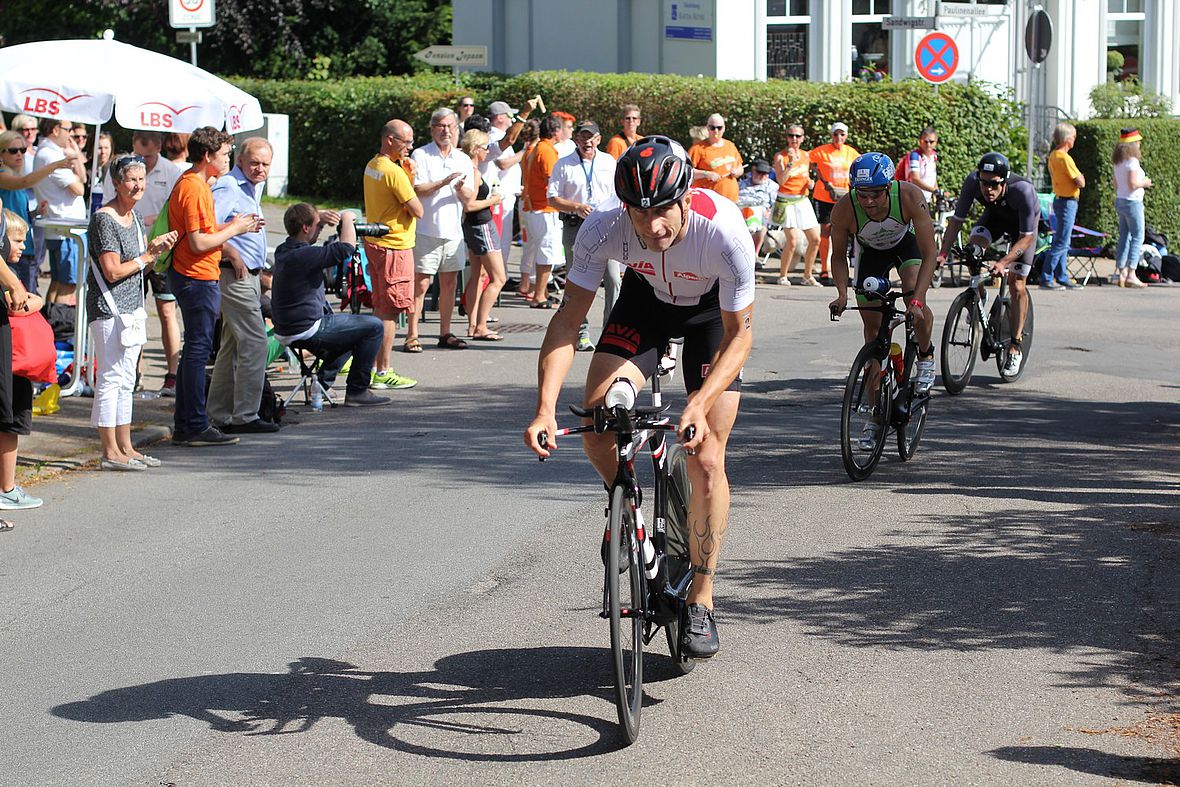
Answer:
[{"xmin": 364, "ymin": 119, "xmax": 424, "ymax": 387}]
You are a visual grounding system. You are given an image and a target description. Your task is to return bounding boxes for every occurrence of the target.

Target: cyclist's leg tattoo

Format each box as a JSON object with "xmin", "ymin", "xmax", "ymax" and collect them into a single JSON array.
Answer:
[{"xmin": 692, "ymin": 513, "xmax": 728, "ymax": 570}]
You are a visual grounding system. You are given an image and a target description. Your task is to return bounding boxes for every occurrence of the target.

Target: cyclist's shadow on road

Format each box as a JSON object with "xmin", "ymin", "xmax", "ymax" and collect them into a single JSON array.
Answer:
[{"xmin": 51, "ymin": 648, "xmax": 670, "ymax": 760}]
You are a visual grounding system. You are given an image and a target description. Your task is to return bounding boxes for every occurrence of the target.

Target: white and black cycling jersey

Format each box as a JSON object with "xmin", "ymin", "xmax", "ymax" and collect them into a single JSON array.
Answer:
[{"xmin": 568, "ymin": 188, "xmax": 756, "ymax": 312}]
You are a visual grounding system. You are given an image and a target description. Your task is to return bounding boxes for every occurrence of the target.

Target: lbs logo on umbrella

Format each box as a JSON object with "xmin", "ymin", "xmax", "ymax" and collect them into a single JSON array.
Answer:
[
  {"xmin": 19, "ymin": 88, "xmax": 92, "ymax": 116},
  {"xmin": 135, "ymin": 101, "xmax": 199, "ymax": 128}
]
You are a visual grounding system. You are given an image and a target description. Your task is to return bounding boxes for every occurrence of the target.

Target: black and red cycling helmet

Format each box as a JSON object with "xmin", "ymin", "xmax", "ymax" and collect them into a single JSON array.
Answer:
[{"xmin": 615, "ymin": 135, "xmax": 692, "ymax": 209}]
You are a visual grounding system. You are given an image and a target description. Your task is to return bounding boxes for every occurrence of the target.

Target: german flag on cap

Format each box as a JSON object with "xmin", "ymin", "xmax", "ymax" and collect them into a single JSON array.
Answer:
[{"xmin": 1120, "ymin": 128, "xmax": 1143, "ymax": 143}]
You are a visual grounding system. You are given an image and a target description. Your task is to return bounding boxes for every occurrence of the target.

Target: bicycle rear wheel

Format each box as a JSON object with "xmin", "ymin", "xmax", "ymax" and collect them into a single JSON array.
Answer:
[
  {"xmin": 840, "ymin": 344, "xmax": 892, "ymax": 481},
  {"xmin": 662, "ymin": 444, "xmax": 696, "ymax": 676},
  {"xmin": 996, "ymin": 294, "xmax": 1034, "ymax": 381},
  {"xmin": 607, "ymin": 484, "xmax": 644, "ymax": 744},
  {"xmin": 940, "ymin": 291, "xmax": 980, "ymax": 395}
]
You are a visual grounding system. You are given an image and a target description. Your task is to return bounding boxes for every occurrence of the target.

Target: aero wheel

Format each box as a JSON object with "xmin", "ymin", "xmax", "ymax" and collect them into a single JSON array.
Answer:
[
  {"xmin": 996, "ymin": 294, "xmax": 1034, "ymax": 381},
  {"xmin": 607, "ymin": 485, "xmax": 644, "ymax": 744},
  {"xmin": 840, "ymin": 344, "xmax": 892, "ymax": 481},
  {"xmin": 662, "ymin": 444, "xmax": 696, "ymax": 676},
  {"xmin": 896, "ymin": 384, "xmax": 930, "ymax": 461},
  {"xmin": 940, "ymin": 291, "xmax": 980, "ymax": 395}
]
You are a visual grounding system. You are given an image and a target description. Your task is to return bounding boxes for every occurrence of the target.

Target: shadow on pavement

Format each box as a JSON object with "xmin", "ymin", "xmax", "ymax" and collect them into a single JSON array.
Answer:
[
  {"xmin": 51, "ymin": 648, "xmax": 687, "ymax": 760},
  {"xmin": 722, "ymin": 378, "xmax": 1180, "ymax": 728},
  {"xmin": 989, "ymin": 745, "xmax": 1180, "ymax": 784}
]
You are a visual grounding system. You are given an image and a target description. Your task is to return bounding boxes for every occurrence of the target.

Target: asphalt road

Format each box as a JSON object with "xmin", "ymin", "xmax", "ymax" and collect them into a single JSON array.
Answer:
[{"xmin": 3, "ymin": 278, "xmax": 1178, "ymax": 785}]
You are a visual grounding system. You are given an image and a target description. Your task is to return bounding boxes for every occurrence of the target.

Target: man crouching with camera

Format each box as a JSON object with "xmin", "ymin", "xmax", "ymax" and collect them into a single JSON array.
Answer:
[{"xmin": 271, "ymin": 204, "xmax": 391, "ymax": 406}]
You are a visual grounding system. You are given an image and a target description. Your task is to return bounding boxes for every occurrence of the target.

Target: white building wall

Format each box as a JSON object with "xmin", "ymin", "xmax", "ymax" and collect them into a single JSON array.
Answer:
[{"xmin": 453, "ymin": 0, "xmax": 1178, "ymax": 120}]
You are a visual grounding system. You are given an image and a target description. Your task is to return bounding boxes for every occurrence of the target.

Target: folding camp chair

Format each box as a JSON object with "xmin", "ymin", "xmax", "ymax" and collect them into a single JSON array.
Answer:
[{"xmin": 1066, "ymin": 225, "xmax": 1108, "ymax": 286}]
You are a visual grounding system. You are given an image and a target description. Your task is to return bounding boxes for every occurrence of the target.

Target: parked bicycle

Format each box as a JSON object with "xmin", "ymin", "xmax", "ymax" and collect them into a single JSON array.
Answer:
[
  {"xmin": 929, "ymin": 189, "xmax": 959, "ymax": 288},
  {"xmin": 538, "ymin": 339, "xmax": 697, "ymax": 744},
  {"xmin": 831, "ymin": 278, "xmax": 931, "ymax": 481},
  {"xmin": 939, "ymin": 243, "xmax": 1036, "ymax": 395}
]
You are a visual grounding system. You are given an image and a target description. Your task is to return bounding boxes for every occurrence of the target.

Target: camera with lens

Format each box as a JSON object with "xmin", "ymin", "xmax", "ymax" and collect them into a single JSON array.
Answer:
[{"xmin": 353, "ymin": 222, "xmax": 390, "ymax": 238}]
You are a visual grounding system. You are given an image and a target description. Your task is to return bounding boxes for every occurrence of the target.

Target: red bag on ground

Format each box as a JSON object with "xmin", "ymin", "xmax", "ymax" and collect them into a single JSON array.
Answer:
[{"xmin": 10, "ymin": 310, "xmax": 59, "ymax": 383}]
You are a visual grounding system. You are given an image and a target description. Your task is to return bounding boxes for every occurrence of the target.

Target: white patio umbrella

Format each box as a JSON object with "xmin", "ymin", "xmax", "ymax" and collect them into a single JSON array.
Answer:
[
  {"xmin": 0, "ymin": 35, "xmax": 264, "ymax": 134},
  {"xmin": 0, "ymin": 35, "xmax": 265, "ymax": 395}
]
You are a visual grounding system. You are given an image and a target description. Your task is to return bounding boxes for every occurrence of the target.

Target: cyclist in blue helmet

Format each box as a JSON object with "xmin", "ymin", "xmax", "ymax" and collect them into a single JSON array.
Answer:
[{"xmin": 828, "ymin": 152, "xmax": 939, "ymax": 445}]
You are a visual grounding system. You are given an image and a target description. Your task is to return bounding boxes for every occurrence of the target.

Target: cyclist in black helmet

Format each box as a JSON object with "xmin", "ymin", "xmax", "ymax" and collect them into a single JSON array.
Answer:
[
  {"xmin": 939, "ymin": 152, "xmax": 1039, "ymax": 376},
  {"xmin": 524, "ymin": 135, "xmax": 757, "ymax": 658}
]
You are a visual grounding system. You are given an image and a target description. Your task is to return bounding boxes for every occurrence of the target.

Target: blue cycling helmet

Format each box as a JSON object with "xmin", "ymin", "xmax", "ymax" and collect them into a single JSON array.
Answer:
[{"xmin": 850, "ymin": 152, "xmax": 895, "ymax": 189}]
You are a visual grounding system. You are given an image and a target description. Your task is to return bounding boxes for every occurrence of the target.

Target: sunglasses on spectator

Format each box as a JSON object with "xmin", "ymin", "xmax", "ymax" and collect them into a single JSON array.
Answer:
[
  {"xmin": 72, "ymin": 133, "xmax": 88, "ymax": 141},
  {"xmin": 707, "ymin": 125, "xmax": 724, "ymax": 130},
  {"xmin": 460, "ymin": 102, "xmax": 474, "ymax": 108},
  {"xmin": 786, "ymin": 133, "xmax": 803, "ymax": 138},
  {"xmin": 3, "ymin": 147, "xmax": 27, "ymax": 155},
  {"xmin": 623, "ymin": 116, "xmax": 640, "ymax": 121}
]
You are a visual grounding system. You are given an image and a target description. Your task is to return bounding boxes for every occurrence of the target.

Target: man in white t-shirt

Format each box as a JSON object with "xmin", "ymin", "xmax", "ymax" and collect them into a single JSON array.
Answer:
[
  {"xmin": 547, "ymin": 120, "xmax": 620, "ymax": 351},
  {"xmin": 32, "ymin": 117, "xmax": 86, "ymax": 304},
  {"xmin": 487, "ymin": 99, "xmax": 537, "ymax": 253},
  {"xmin": 410, "ymin": 107, "xmax": 474, "ymax": 349}
]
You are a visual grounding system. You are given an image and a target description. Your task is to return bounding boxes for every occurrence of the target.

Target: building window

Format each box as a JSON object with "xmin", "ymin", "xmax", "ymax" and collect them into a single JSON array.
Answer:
[
  {"xmin": 767, "ymin": 1, "xmax": 809, "ymax": 81},
  {"xmin": 851, "ymin": 1, "xmax": 890, "ymax": 82},
  {"xmin": 767, "ymin": 0, "xmax": 809, "ymax": 15},
  {"xmin": 1107, "ymin": 0, "xmax": 1144, "ymax": 80}
]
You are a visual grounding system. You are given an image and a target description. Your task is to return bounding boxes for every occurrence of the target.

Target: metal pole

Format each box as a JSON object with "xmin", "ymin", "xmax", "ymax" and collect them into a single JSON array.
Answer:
[
  {"xmin": 1026, "ymin": 62, "xmax": 1036, "ymax": 177},
  {"xmin": 189, "ymin": 26, "xmax": 197, "ymax": 66}
]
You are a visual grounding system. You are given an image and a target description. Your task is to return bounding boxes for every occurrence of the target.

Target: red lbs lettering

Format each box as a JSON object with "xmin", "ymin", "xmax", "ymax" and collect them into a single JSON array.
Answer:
[
  {"xmin": 23, "ymin": 97, "xmax": 60, "ymax": 115},
  {"xmin": 139, "ymin": 112, "xmax": 174, "ymax": 128}
]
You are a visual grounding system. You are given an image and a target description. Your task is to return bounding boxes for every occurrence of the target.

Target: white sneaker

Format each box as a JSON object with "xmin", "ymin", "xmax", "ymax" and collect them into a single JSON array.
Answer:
[
  {"xmin": 857, "ymin": 423, "xmax": 880, "ymax": 452},
  {"xmin": 776, "ymin": 276, "xmax": 792, "ymax": 286},
  {"xmin": 1003, "ymin": 349, "xmax": 1023, "ymax": 376},
  {"xmin": 915, "ymin": 357, "xmax": 936, "ymax": 394}
]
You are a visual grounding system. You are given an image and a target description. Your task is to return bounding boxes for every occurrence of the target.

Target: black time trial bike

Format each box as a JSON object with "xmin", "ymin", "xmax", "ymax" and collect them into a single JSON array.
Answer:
[
  {"xmin": 831, "ymin": 281, "xmax": 931, "ymax": 481},
  {"xmin": 538, "ymin": 339, "xmax": 697, "ymax": 745},
  {"xmin": 939, "ymin": 243, "xmax": 1036, "ymax": 394}
]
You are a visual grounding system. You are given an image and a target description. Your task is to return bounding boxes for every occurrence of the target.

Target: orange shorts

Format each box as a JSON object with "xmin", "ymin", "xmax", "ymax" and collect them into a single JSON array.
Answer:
[{"xmin": 364, "ymin": 243, "xmax": 415, "ymax": 318}]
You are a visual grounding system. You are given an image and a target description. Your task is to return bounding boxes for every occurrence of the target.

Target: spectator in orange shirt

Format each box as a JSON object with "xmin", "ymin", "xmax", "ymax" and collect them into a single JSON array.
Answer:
[
  {"xmin": 772, "ymin": 123, "xmax": 821, "ymax": 285},
  {"xmin": 605, "ymin": 104, "xmax": 642, "ymax": 160},
  {"xmin": 810, "ymin": 121, "xmax": 859, "ymax": 282},
  {"xmin": 167, "ymin": 126, "xmax": 265, "ymax": 447},
  {"xmin": 689, "ymin": 114, "xmax": 744, "ymax": 203},
  {"xmin": 520, "ymin": 115, "xmax": 564, "ymax": 308}
]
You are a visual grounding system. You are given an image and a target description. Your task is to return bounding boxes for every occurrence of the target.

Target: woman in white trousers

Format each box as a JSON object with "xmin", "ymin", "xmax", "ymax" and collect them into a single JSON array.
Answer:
[{"xmin": 86, "ymin": 154, "xmax": 177, "ymax": 469}]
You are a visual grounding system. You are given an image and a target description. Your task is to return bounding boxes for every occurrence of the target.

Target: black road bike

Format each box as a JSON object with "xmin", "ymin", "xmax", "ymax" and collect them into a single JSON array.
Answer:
[
  {"xmin": 539, "ymin": 340, "xmax": 697, "ymax": 745},
  {"xmin": 939, "ymin": 244, "xmax": 1036, "ymax": 395},
  {"xmin": 832, "ymin": 284, "xmax": 931, "ymax": 481}
]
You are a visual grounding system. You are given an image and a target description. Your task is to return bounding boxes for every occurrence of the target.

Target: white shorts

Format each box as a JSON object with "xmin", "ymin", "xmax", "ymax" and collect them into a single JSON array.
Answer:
[
  {"xmin": 413, "ymin": 234, "xmax": 466, "ymax": 275},
  {"xmin": 778, "ymin": 197, "xmax": 819, "ymax": 231},
  {"xmin": 522, "ymin": 211, "xmax": 565, "ymax": 269}
]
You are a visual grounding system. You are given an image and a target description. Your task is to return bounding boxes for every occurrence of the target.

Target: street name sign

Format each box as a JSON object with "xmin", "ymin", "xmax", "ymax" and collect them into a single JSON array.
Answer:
[{"xmin": 413, "ymin": 46, "xmax": 488, "ymax": 67}]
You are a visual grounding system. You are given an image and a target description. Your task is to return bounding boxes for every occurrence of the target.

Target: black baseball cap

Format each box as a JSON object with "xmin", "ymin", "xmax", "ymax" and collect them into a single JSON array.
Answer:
[{"xmin": 752, "ymin": 158, "xmax": 772, "ymax": 174}]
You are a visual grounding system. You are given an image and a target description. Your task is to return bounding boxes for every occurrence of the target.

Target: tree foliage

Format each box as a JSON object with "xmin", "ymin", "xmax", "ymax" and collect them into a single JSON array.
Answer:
[{"xmin": 0, "ymin": 0, "xmax": 451, "ymax": 79}]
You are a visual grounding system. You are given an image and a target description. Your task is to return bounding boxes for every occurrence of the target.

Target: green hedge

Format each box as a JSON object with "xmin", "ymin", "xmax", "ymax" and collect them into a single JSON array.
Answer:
[
  {"xmin": 1073, "ymin": 118, "xmax": 1180, "ymax": 242},
  {"xmin": 233, "ymin": 71, "xmax": 1025, "ymax": 203}
]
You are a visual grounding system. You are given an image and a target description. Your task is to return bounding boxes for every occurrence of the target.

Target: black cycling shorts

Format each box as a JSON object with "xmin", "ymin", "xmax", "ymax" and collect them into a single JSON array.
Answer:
[
  {"xmin": 855, "ymin": 232, "xmax": 923, "ymax": 301},
  {"xmin": 815, "ymin": 199, "xmax": 836, "ymax": 225},
  {"xmin": 595, "ymin": 269, "xmax": 741, "ymax": 395},
  {"xmin": 971, "ymin": 208, "xmax": 1035, "ymax": 278}
]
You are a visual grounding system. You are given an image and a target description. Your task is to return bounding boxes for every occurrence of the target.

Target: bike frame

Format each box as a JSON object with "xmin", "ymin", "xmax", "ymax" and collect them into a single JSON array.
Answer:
[
  {"xmin": 835, "ymin": 292, "xmax": 924, "ymax": 421},
  {"xmin": 543, "ymin": 342, "xmax": 693, "ymax": 634}
]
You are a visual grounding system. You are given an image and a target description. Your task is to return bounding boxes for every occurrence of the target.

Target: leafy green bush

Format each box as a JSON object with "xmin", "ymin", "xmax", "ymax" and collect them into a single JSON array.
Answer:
[
  {"xmin": 1073, "ymin": 118, "xmax": 1180, "ymax": 241},
  {"xmin": 1088, "ymin": 78, "xmax": 1173, "ymax": 119},
  {"xmin": 234, "ymin": 71, "xmax": 1025, "ymax": 203}
]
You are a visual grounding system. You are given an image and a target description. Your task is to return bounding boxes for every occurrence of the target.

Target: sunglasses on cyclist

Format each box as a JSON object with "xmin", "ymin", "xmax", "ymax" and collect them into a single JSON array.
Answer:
[{"xmin": 979, "ymin": 177, "xmax": 1004, "ymax": 190}]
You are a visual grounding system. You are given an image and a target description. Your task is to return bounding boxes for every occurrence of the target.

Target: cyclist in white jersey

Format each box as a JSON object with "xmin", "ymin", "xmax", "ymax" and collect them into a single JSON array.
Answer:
[
  {"xmin": 525, "ymin": 135, "xmax": 756, "ymax": 658},
  {"xmin": 829, "ymin": 153, "xmax": 938, "ymax": 445}
]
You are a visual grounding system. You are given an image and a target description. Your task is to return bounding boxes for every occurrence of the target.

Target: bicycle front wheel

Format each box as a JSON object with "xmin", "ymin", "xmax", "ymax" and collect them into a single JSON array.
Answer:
[
  {"xmin": 662, "ymin": 444, "xmax": 696, "ymax": 676},
  {"xmin": 840, "ymin": 344, "xmax": 892, "ymax": 481},
  {"xmin": 940, "ymin": 291, "xmax": 980, "ymax": 395},
  {"xmin": 897, "ymin": 383, "xmax": 930, "ymax": 461},
  {"xmin": 996, "ymin": 294, "xmax": 1035, "ymax": 382},
  {"xmin": 607, "ymin": 484, "xmax": 644, "ymax": 744}
]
